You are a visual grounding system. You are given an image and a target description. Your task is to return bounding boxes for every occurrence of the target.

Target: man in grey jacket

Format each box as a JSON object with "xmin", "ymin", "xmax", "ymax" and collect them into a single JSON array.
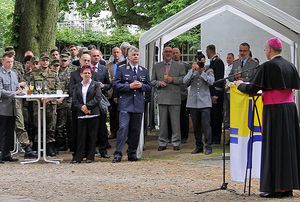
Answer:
[
  {"xmin": 151, "ymin": 47, "xmax": 186, "ymax": 151},
  {"xmin": 184, "ymin": 61, "xmax": 214, "ymax": 155},
  {"xmin": 0, "ymin": 52, "xmax": 22, "ymax": 162}
]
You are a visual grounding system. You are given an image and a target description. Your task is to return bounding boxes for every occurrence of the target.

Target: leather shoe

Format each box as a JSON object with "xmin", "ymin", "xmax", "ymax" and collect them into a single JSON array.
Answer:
[
  {"xmin": 70, "ymin": 160, "xmax": 81, "ymax": 164},
  {"xmin": 112, "ymin": 154, "xmax": 122, "ymax": 163},
  {"xmin": 191, "ymin": 147, "xmax": 203, "ymax": 154},
  {"xmin": 259, "ymin": 191, "xmax": 293, "ymax": 198},
  {"xmin": 128, "ymin": 154, "xmax": 138, "ymax": 161},
  {"xmin": 100, "ymin": 152, "xmax": 110, "ymax": 159},
  {"xmin": 173, "ymin": 146, "xmax": 180, "ymax": 151},
  {"xmin": 205, "ymin": 148, "xmax": 212, "ymax": 155},
  {"xmin": 46, "ymin": 143, "xmax": 56, "ymax": 157},
  {"xmin": 86, "ymin": 159, "xmax": 93, "ymax": 163},
  {"xmin": 157, "ymin": 146, "xmax": 167, "ymax": 151},
  {"xmin": 2, "ymin": 156, "xmax": 19, "ymax": 162}
]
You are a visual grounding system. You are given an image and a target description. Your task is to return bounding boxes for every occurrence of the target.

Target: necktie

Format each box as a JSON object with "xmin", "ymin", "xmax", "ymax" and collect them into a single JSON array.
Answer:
[
  {"xmin": 241, "ymin": 60, "xmax": 244, "ymax": 68},
  {"xmin": 133, "ymin": 66, "xmax": 137, "ymax": 75},
  {"xmin": 93, "ymin": 65, "xmax": 97, "ymax": 72},
  {"xmin": 165, "ymin": 63, "xmax": 169, "ymax": 75}
]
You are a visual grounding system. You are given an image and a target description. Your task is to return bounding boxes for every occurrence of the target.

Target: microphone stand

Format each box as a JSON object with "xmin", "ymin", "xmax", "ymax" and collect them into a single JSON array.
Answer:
[{"xmin": 195, "ymin": 64, "xmax": 259, "ymax": 195}]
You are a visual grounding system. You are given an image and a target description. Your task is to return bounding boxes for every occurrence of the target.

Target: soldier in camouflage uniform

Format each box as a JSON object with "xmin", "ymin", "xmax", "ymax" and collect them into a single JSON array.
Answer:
[
  {"xmin": 31, "ymin": 53, "xmax": 59, "ymax": 156},
  {"xmin": 5, "ymin": 47, "xmax": 37, "ymax": 158},
  {"xmin": 55, "ymin": 54, "xmax": 76, "ymax": 150}
]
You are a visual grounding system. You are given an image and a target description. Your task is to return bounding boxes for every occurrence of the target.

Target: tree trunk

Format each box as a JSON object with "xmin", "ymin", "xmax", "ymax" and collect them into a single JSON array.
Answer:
[{"xmin": 13, "ymin": 0, "xmax": 59, "ymax": 61}]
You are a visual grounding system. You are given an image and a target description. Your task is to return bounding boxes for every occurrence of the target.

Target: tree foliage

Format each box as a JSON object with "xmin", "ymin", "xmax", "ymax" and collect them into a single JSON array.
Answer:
[
  {"xmin": 59, "ymin": 0, "xmax": 197, "ymax": 29},
  {"xmin": 0, "ymin": 0, "xmax": 14, "ymax": 53},
  {"xmin": 56, "ymin": 26, "xmax": 139, "ymax": 48}
]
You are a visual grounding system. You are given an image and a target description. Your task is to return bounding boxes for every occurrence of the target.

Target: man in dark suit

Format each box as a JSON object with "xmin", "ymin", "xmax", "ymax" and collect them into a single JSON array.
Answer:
[
  {"xmin": 206, "ymin": 44, "xmax": 225, "ymax": 146},
  {"xmin": 112, "ymin": 46, "xmax": 151, "ymax": 163},
  {"xmin": 151, "ymin": 46, "xmax": 186, "ymax": 151},
  {"xmin": 90, "ymin": 49, "xmax": 111, "ymax": 158},
  {"xmin": 0, "ymin": 52, "xmax": 21, "ymax": 162}
]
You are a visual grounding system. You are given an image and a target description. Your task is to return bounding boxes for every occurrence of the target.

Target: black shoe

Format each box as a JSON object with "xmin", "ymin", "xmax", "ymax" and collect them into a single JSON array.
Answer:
[
  {"xmin": 2, "ymin": 156, "xmax": 19, "ymax": 162},
  {"xmin": 128, "ymin": 154, "xmax": 138, "ymax": 161},
  {"xmin": 86, "ymin": 159, "xmax": 93, "ymax": 163},
  {"xmin": 100, "ymin": 152, "xmax": 110, "ymax": 159},
  {"xmin": 158, "ymin": 146, "xmax": 167, "ymax": 151},
  {"xmin": 70, "ymin": 160, "xmax": 81, "ymax": 164},
  {"xmin": 260, "ymin": 191, "xmax": 293, "ymax": 198},
  {"xmin": 24, "ymin": 146, "xmax": 38, "ymax": 158},
  {"xmin": 191, "ymin": 147, "xmax": 203, "ymax": 154},
  {"xmin": 112, "ymin": 154, "xmax": 122, "ymax": 163},
  {"xmin": 173, "ymin": 146, "xmax": 180, "ymax": 151},
  {"xmin": 181, "ymin": 139, "xmax": 187, "ymax": 144},
  {"xmin": 46, "ymin": 143, "xmax": 56, "ymax": 157},
  {"xmin": 205, "ymin": 148, "xmax": 212, "ymax": 155}
]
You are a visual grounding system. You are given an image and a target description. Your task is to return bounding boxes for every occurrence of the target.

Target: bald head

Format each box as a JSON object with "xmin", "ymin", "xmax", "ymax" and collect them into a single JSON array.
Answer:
[{"xmin": 172, "ymin": 48, "xmax": 181, "ymax": 61}]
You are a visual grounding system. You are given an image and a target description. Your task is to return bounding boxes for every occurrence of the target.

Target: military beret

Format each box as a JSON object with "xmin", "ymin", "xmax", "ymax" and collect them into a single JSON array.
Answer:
[
  {"xmin": 60, "ymin": 54, "xmax": 69, "ymax": 60},
  {"xmin": 40, "ymin": 53, "xmax": 50, "ymax": 60},
  {"xmin": 30, "ymin": 56, "xmax": 39, "ymax": 63},
  {"xmin": 51, "ymin": 59, "xmax": 60, "ymax": 66},
  {"xmin": 4, "ymin": 46, "xmax": 14, "ymax": 52}
]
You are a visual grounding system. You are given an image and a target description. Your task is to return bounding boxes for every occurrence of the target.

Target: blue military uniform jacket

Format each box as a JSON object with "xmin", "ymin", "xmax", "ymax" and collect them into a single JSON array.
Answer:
[{"xmin": 113, "ymin": 63, "xmax": 151, "ymax": 113}]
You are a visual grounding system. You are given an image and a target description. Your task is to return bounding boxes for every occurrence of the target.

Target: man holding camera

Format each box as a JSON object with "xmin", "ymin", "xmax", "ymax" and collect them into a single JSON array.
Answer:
[{"xmin": 184, "ymin": 59, "xmax": 214, "ymax": 154}]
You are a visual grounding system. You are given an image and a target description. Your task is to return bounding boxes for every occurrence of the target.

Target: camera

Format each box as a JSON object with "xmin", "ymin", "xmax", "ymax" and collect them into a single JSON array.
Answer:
[{"xmin": 195, "ymin": 50, "xmax": 206, "ymax": 62}]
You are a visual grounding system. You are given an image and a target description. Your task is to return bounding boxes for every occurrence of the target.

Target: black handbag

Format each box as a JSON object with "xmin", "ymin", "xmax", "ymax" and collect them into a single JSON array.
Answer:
[{"xmin": 99, "ymin": 93, "xmax": 111, "ymax": 114}]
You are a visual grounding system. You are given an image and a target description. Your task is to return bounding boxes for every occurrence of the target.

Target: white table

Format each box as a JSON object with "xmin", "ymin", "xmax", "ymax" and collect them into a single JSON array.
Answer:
[{"xmin": 15, "ymin": 94, "xmax": 69, "ymax": 164}]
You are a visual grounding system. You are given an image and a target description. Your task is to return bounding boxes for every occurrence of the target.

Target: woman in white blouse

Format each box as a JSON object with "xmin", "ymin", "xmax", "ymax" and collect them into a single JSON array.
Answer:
[{"xmin": 71, "ymin": 65, "xmax": 101, "ymax": 163}]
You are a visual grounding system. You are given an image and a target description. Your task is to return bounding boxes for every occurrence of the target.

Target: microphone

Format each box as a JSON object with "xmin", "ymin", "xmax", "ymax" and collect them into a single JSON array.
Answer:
[{"xmin": 213, "ymin": 64, "xmax": 260, "ymax": 85}]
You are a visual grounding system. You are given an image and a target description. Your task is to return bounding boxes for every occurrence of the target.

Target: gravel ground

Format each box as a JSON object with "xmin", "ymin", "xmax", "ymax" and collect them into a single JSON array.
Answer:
[{"xmin": 0, "ymin": 134, "xmax": 299, "ymax": 202}]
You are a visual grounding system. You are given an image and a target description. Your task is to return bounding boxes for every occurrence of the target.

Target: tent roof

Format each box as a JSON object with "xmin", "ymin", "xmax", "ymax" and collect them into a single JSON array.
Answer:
[{"xmin": 140, "ymin": 0, "xmax": 300, "ymax": 50}]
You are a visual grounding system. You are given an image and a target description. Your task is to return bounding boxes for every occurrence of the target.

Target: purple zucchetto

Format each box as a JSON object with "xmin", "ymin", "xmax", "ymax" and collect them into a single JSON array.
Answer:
[{"xmin": 267, "ymin": 37, "xmax": 282, "ymax": 49}]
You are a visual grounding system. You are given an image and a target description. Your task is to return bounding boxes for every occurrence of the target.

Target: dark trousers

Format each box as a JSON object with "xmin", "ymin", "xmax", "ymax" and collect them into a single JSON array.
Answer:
[
  {"xmin": 211, "ymin": 95, "xmax": 224, "ymax": 144},
  {"xmin": 224, "ymin": 93, "xmax": 230, "ymax": 129},
  {"xmin": 97, "ymin": 113, "xmax": 109, "ymax": 153},
  {"xmin": 115, "ymin": 111, "xmax": 142, "ymax": 155},
  {"xmin": 109, "ymin": 98, "xmax": 119, "ymax": 137},
  {"xmin": 75, "ymin": 117, "xmax": 98, "ymax": 161},
  {"xmin": 70, "ymin": 105, "xmax": 78, "ymax": 152},
  {"xmin": 0, "ymin": 115, "xmax": 15, "ymax": 158},
  {"xmin": 190, "ymin": 108, "xmax": 212, "ymax": 149},
  {"xmin": 180, "ymin": 99, "xmax": 189, "ymax": 140}
]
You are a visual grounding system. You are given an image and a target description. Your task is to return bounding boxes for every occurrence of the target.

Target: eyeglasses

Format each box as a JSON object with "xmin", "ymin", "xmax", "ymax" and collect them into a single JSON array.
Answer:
[{"xmin": 83, "ymin": 72, "xmax": 91, "ymax": 75}]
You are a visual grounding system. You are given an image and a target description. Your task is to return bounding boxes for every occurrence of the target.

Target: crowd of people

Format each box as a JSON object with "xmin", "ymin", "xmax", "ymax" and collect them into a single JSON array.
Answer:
[
  {"xmin": 1, "ymin": 37, "xmax": 300, "ymax": 198},
  {"xmin": 0, "ymin": 40, "xmax": 261, "ymax": 161}
]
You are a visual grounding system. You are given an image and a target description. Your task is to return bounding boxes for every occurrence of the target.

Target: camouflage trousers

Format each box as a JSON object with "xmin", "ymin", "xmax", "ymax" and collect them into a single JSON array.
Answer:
[
  {"xmin": 15, "ymin": 99, "xmax": 31, "ymax": 148},
  {"xmin": 56, "ymin": 102, "xmax": 72, "ymax": 145},
  {"xmin": 33, "ymin": 102, "xmax": 57, "ymax": 143}
]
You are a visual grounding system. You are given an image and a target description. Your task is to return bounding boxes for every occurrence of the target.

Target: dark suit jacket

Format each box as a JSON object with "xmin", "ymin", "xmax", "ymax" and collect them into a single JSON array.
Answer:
[
  {"xmin": 72, "ymin": 80, "xmax": 101, "ymax": 117},
  {"xmin": 113, "ymin": 63, "xmax": 151, "ymax": 113},
  {"xmin": 209, "ymin": 55, "xmax": 225, "ymax": 98},
  {"xmin": 94, "ymin": 63, "xmax": 111, "ymax": 94}
]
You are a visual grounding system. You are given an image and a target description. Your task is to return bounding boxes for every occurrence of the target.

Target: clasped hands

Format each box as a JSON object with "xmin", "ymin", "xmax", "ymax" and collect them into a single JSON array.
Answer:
[
  {"xmin": 81, "ymin": 105, "xmax": 91, "ymax": 114},
  {"xmin": 159, "ymin": 75, "xmax": 173, "ymax": 88},
  {"xmin": 130, "ymin": 80, "xmax": 143, "ymax": 90}
]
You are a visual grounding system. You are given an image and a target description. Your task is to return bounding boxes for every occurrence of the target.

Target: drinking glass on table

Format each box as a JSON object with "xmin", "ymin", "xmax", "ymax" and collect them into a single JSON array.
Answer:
[{"xmin": 35, "ymin": 81, "xmax": 43, "ymax": 94}]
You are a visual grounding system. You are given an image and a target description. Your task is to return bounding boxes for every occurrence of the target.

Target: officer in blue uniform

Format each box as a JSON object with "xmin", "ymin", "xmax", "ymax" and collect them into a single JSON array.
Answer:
[{"xmin": 112, "ymin": 46, "xmax": 151, "ymax": 163}]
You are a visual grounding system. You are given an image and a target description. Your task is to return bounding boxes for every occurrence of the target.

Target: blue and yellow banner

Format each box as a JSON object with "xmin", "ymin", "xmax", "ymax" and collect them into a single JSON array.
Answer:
[{"xmin": 230, "ymin": 85, "xmax": 263, "ymax": 182}]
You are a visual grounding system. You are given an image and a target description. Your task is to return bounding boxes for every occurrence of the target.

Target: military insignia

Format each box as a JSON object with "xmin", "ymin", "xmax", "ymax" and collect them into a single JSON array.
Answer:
[{"xmin": 126, "ymin": 65, "xmax": 130, "ymax": 70}]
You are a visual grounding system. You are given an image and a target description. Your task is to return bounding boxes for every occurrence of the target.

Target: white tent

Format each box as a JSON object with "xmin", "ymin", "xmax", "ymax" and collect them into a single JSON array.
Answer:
[{"xmin": 139, "ymin": 0, "xmax": 300, "ymax": 70}]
